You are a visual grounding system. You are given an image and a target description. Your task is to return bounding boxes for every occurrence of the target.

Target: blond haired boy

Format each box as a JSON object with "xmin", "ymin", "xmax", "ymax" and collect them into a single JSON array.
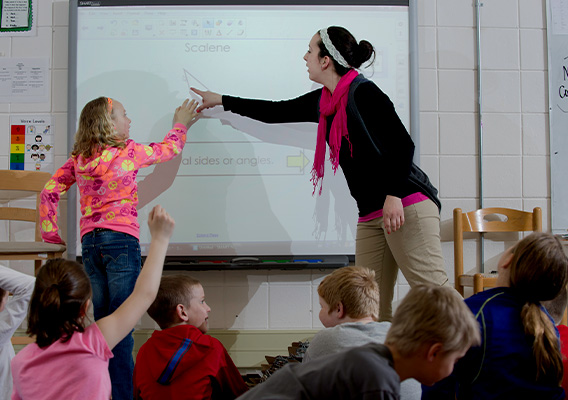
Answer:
[
  {"xmin": 304, "ymin": 267, "xmax": 418, "ymax": 398},
  {"xmin": 238, "ymin": 284, "xmax": 480, "ymax": 400},
  {"xmin": 133, "ymin": 274, "xmax": 248, "ymax": 400}
]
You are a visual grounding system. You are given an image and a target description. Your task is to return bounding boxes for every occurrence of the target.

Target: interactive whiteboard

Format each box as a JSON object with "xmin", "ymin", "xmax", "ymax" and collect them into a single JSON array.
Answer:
[{"xmin": 68, "ymin": 0, "xmax": 415, "ymax": 260}]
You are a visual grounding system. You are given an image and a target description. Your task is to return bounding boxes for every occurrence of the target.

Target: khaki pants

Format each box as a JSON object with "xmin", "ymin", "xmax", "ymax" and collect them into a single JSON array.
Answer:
[{"xmin": 356, "ymin": 199, "xmax": 449, "ymax": 321}]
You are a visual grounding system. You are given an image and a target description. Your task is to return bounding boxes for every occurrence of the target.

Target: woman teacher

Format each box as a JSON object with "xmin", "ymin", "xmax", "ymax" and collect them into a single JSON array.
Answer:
[{"xmin": 192, "ymin": 26, "xmax": 449, "ymax": 321}]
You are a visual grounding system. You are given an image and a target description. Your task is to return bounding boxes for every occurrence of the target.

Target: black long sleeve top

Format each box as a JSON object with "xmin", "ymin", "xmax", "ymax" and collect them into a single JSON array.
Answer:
[{"xmin": 222, "ymin": 78, "xmax": 438, "ymax": 217}]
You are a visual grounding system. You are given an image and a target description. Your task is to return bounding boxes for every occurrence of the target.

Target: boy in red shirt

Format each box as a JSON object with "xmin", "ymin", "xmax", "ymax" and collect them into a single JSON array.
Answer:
[{"xmin": 133, "ymin": 275, "xmax": 248, "ymax": 400}]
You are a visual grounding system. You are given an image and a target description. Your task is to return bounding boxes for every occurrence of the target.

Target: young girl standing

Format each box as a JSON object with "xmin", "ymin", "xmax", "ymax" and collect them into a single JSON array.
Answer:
[
  {"xmin": 39, "ymin": 97, "xmax": 198, "ymax": 400},
  {"xmin": 12, "ymin": 205, "xmax": 175, "ymax": 400}
]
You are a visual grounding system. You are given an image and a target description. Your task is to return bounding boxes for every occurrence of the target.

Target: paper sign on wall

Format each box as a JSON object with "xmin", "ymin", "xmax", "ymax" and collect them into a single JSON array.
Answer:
[
  {"xmin": 10, "ymin": 115, "xmax": 55, "ymax": 173},
  {"xmin": 0, "ymin": 0, "xmax": 36, "ymax": 36},
  {"xmin": 0, "ymin": 58, "xmax": 49, "ymax": 103}
]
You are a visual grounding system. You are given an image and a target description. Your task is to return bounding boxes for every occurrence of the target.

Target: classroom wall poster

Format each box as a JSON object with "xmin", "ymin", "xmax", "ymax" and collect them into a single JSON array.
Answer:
[
  {"xmin": 0, "ymin": 58, "xmax": 49, "ymax": 103},
  {"xmin": 10, "ymin": 115, "xmax": 55, "ymax": 173},
  {"xmin": 0, "ymin": 0, "xmax": 36, "ymax": 36}
]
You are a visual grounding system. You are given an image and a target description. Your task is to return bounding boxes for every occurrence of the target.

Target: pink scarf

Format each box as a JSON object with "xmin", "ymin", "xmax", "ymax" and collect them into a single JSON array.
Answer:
[{"xmin": 311, "ymin": 69, "xmax": 359, "ymax": 195}]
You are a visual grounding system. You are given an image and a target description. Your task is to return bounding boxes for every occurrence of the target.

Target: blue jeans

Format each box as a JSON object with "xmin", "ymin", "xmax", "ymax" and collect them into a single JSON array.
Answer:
[{"xmin": 82, "ymin": 229, "xmax": 141, "ymax": 400}]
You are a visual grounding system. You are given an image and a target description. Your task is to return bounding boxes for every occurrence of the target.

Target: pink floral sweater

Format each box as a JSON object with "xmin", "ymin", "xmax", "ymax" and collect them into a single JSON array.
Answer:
[{"xmin": 40, "ymin": 124, "xmax": 187, "ymax": 244}]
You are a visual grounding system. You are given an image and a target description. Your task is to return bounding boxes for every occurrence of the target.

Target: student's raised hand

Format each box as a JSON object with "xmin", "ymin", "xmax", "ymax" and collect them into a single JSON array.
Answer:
[
  {"xmin": 147, "ymin": 205, "xmax": 175, "ymax": 241},
  {"xmin": 173, "ymin": 99, "xmax": 199, "ymax": 127},
  {"xmin": 190, "ymin": 87, "xmax": 223, "ymax": 112}
]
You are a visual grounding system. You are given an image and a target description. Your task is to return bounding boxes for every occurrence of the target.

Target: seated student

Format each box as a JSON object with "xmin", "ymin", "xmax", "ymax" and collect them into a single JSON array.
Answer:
[
  {"xmin": 0, "ymin": 265, "xmax": 35, "ymax": 399},
  {"xmin": 11, "ymin": 205, "xmax": 174, "ymax": 400},
  {"xmin": 133, "ymin": 274, "xmax": 248, "ymax": 400},
  {"xmin": 303, "ymin": 266, "xmax": 421, "ymax": 399},
  {"xmin": 422, "ymin": 232, "xmax": 568, "ymax": 400},
  {"xmin": 543, "ymin": 286, "xmax": 568, "ymax": 395},
  {"xmin": 237, "ymin": 284, "xmax": 480, "ymax": 400}
]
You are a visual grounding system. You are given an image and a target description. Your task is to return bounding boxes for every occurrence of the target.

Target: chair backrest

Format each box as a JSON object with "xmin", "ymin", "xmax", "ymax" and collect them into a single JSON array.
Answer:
[
  {"xmin": 453, "ymin": 207, "xmax": 542, "ymax": 295},
  {"xmin": 11, "ymin": 336, "xmax": 35, "ymax": 346},
  {"xmin": 457, "ymin": 207, "xmax": 542, "ymax": 233},
  {"xmin": 0, "ymin": 170, "xmax": 52, "ymax": 242}
]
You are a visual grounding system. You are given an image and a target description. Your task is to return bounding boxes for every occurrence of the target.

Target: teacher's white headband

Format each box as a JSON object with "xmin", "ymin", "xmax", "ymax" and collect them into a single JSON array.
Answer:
[{"xmin": 319, "ymin": 28, "xmax": 351, "ymax": 69}]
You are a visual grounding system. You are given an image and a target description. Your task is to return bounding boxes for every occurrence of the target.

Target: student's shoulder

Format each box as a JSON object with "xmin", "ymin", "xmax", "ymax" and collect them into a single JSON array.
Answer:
[
  {"xmin": 331, "ymin": 321, "xmax": 390, "ymax": 334},
  {"xmin": 465, "ymin": 287, "xmax": 523, "ymax": 325},
  {"xmin": 346, "ymin": 342, "xmax": 391, "ymax": 357},
  {"xmin": 80, "ymin": 324, "xmax": 113, "ymax": 359},
  {"xmin": 140, "ymin": 326, "xmax": 223, "ymax": 352},
  {"xmin": 308, "ymin": 325, "xmax": 339, "ymax": 347},
  {"xmin": 196, "ymin": 332, "xmax": 225, "ymax": 350},
  {"xmin": 314, "ymin": 321, "xmax": 384, "ymax": 340},
  {"xmin": 339, "ymin": 344, "xmax": 397, "ymax": 379},
  {"xmin": 465, "ymin": 287, "xmax": 513, "ymax": 310},
  {"xmin": 11, "ymin": 341, "xmax": 39, "ymax": 364},
  {"xmin": 122, "ymin": 139, "xmax": 139, "ymax": 149},
  {"xmin": 314, "ymin": 324, "xmax": 343, "ymax": 337},
  {"xmin": 167, "ymin": 325, "xmax": 226, "ymax": 351}
]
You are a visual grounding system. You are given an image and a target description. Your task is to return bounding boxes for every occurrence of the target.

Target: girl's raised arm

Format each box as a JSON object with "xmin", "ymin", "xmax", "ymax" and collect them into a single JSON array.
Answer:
[{"xmin": 96, "ymin": 205, "xmax": 174, "ymax": 350}]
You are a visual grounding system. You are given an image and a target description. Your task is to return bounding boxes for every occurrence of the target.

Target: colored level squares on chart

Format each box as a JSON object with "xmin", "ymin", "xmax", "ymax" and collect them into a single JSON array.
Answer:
[
  {"xmin": 10, "ymin": 153, "xmax": 25, "ymax": 163},
  {"xmin": 10, "ymin": 125, "xmax": 26, "ymax": 170},
  {"xmin": 11, "ymin": 134, "xmax": 24, "ymax": 144},
  {"xmin": 10, "ymin": 143, "xmax": 25, "ymax": 152},
  {"xmin": 11, "ymin": 124, "xmax": 25, "ymax": 135}
]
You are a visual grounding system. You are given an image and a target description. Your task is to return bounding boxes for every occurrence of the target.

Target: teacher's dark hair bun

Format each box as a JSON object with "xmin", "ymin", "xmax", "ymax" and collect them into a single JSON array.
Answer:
[
  {"xmin": 317, "ymin": 26, "xmax": 376, "ymax": 76},
  {"xmin": 355, "ymin": 40, "xmax": 375, "ymax": 67}
]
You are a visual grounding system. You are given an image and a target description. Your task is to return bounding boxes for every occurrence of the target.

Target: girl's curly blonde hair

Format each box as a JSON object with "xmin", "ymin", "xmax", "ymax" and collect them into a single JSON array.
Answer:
[{"xmin": 72, "ymin": 97, "xmax": 126, "ymax": 159}]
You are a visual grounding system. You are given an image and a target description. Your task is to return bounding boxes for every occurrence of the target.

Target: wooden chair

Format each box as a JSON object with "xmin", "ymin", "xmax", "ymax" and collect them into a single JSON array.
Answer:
[
  {"xmin": 0, "ymin": 170, "xmax": 66, "ymax": 275},
  {"xmin": 11, "ymin": 336, "xmax": 35, "ymax": 346},
  {"xmin": 454, "ymin": 207, "xmax": 542, "ymax": 297}
]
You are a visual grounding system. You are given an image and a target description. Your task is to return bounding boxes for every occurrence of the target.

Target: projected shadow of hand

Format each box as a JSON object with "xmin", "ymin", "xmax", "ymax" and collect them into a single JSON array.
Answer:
[
  {"xmin": 137, "ymin": 116, "xmax": 200, "ymax": 209},
  {"xmin": 198, "ymin": 91, "xmax": 356, "ymax": 250},
  {"xmin": 204, "ymin": 108, "xmax": 316, "ymax": 150},
  {"xmin": 77, "ymin": 71, "xmax": 229, "ymax": 243},
  {"xmin": 313, "ymin": 170, "xmax": 357, "ymax": 244}
]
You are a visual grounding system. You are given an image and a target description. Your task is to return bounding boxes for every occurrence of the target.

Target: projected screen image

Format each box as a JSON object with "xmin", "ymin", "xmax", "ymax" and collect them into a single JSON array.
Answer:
[{"xmin": 73, "ymin": 1, "xmax": 410, "ymax": 257}]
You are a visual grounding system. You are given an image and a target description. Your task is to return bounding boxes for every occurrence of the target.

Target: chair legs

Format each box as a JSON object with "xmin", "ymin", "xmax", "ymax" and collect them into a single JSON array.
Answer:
[
  {"xmin": 473, "ymin": 274, "xmax": 484, "ymax": 294},
  {"xmin": 473, "ymin": 273, "xmax": 498, "ymax": 294},
  {"xmin": 34, "ymin": 260, "xmax": 43, "ymax": 276},
  {"xmin": 455, "ymin": 282, "xmax": 464, "ymax": 297}
]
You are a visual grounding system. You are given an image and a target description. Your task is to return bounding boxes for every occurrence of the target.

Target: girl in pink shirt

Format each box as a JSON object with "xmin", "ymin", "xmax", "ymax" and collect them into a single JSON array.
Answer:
[
  {"xmin": 12, "ymin": 205, "xmax": 175, "ymax": 400},
  {"xmin": 39, "ymin": 97, "xmax": 197, "ymax": 400}
]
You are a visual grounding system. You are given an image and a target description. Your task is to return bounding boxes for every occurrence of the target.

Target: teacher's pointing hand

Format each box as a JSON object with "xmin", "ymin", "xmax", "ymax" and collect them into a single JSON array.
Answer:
[{"xmin": 190, "ymin": 87, "xmax": 222, "ymax": 113}]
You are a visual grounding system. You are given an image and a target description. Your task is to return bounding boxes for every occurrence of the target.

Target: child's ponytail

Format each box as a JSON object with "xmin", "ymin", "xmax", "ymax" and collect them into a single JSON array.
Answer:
[
  {"xmin": 521, "ymin": 302, "xmax": 563, "ymax": 385},
  {"xmin": 39, "ymin": 283, "xmax": 62, "ymax": 316},
  {"xmin": 509, "ymin": 232, "xmax": 568, "ymax": 386},
  {"xmin": 27, "ymin": 259, "xmax": 92, "ymax": 348}
]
